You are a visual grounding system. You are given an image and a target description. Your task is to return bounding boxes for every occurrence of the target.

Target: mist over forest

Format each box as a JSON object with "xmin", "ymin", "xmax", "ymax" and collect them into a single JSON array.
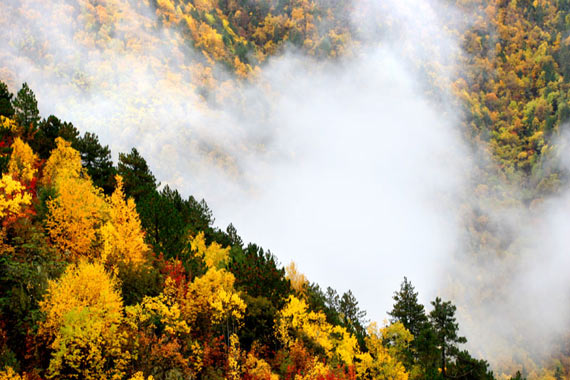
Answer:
[{"xmin": 0, "ymin": 0, "xmax": 569, "ymax": 379}]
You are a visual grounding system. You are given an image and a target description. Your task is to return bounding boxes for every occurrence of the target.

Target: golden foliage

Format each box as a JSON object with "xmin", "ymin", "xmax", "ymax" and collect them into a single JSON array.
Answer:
[
  {"xmin": 0, "ymin": 174, "xmax": 31, "ymax": 221},
  {"xmin": 126, "ymin": 277, "xmax": 191, "ymax": 337},
  {"xmin": 276, "ymin": 295, "xmax": 359, "ymax": 365},
  {"xmin": 243, "ymin": 352, "xmax": 279, "ymax": 380},
  {"xmin": 47, "ymin": 306, "xmax": 130, "ymax": 380},
  {"xmin": 285, "ymin": 261, "xmax": 307, "ymax": 294},
  {"xmin": 46, "ymin": 174, "xmax": 107, "ymax": 259},
  {"xmin": 39, "ymin": 261, "xmax": 128, "ymax": 379},
  {"xmin": 39, "ymin": 261, "xmax": 123, "ymax": 341},
  {"xmin": 0, "ymin": 367, "xmax": 23, "ymax": 380},
  {"xmin": 0, "ymin": 116, "xmax": 20, "ymax": 134},
  {"xmin": 183, "ymin": 266, "xmax": 246, "ymax": 326},
  {"xmin": 228, "ymin": 333, "xmax": 242, "ymax": 380},
  {"xmin": 196, "ymin": 22, "xmax": 226, "ymax": 62},
  {"xmin": 44, "ymin": 139, "xmax": 107, "ymax": 259},
  {"xmin": 191, "ymin": 231, "xmax": 230, "ymax": 269},
  {"xmin": 7, "ymin": 137, "xmax": 38, "ymax": 183},
  {"xmin": 356, "ymin": 322, "xmax": 409, "ymax": 380},
  {"xmin": 128, "ymin": 372, "xmax": 155, "ymax": 380},
  {"xmin": 41, "ymin": 137, "xmax": 83, "ymax": 186},
  {"xmin": 100, "ymin": 175, "xmax": 148, "ymax": 266}
]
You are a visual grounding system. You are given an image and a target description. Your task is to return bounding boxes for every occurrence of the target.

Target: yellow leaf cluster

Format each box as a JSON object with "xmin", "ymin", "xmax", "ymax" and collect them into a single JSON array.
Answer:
[
  {"xmin": 100, "ymin": 175, "xmax": 148, "ymax": 266},
  {"xmin": 227, "ymin": 333, "xmax": 242, "ymax": 380},
  {"xmin": 47, "ymin": 306, "xmax": 130, "ymax": 380},
  {"xmin": 196, "ymin": 22, "xmax": 226, "ymax": 61},
  {"xmin": 0, "ymin": 174, "xmax": 30, "ymax": 218},
  {"xmin": 0, "ymin": 367, "xmax": 23, "ymax": 380},
  {"xmin": 43, "ymin": 139, "xmax": 108, "ymax": 259},
  {"xmin": 126, "ymin": 277, "xmax": 191, "ymax": 337},
  {"xmin": 356, "ymin": 322, "xmax": 409, "ymax": 380},
  {"xmin": 39, "ymin": 261, "xmax": 128, "ymax": 379},
  {"xmin": 41, "ymin": 137, "xmax": 83, "ymax": 186},
  {"xmin": 39, "ymin": 261, "xmax": 123, "ymax": 341},
  {"xmin": 7, "ymin": 137, "xmax": 38, "ymax": 183},
  {"xmin": 184, "ymin": 266, "xmax": 246, "ymax": 326},
  {"xmin": 0, "ymin": 116, "xmax": 19, "ymax": 134},
  {"xmin": 276, "ymin": 295, "xmax": 359, "ymax": 365},
  {"xmin": 293, "ymin": 358, "xmax": 329, "ymax": 380},
  {"xmin": 0, "ymin": 174, "xmax": 31, "ymax": 220},
  {"xmin": 129, "ymin": 372, "xmax": 155, "ymax": 380},
  {"xmin": 191, "ymin": 231, "xmax": 230, "ymax": 269},
  {"xmin": 46, "ymin": 174, "xmax": 107, "ymax": 259},
  {"xmin": 243, "ymin": 353, "xmax": 279, "ymax": 380},
  {"xmin": 277, "ymin": 295, "xmax": 332, "ymax": 351},
  {"xmin": 286, "ymin": 261, "xmax": 307, "ymax": 294}
]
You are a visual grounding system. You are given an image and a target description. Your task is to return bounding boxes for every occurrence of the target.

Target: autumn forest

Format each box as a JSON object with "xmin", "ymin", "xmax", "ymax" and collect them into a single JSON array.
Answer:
[{"xmin": 0, "ymin": 0, "xmax": 570, "ymax": 379}]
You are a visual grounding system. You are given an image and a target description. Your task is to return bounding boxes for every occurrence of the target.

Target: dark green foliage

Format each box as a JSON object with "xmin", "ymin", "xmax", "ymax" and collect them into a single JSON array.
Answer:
[
  {"xmin": 239, "ymin": 294, "xmax": 278, "ymax": 351},
  {"xmin": 0, "ymin": 119, "xmax": 13, "ymax": 174},
  {"xmin": 339, "ymin": 290, "xmax": 367, "ymax": 350},
  {"xmin": 389, "ymin": 277, "xmax": 434, "ymax": 372},
  {"xmin": 117, "ymin": 148, "xmax": 157, "ymax": 201},
  {"xmin": 116, "ymin": 262, "xmax": 163, "ymax": 306},
  {"xmin": 31, "ymin": 115, "xmax": 80, "ymax": 159},
  {"xmin": 138, "ymin": 189, "xmax": 188, "ymax": 258},
  {"xmin": 430, "ymin": 297, "xmax": 467, "ymax": 379},
  {"xmin": 76, "ymin": 132, "xmax": 116, "ymax": 194},
  {"xmin": 510, "ymin": 370, "xmax": 526, "ymax": 380},
  {"xmin": 35, "ymin": 185, "xmax": 57, "ymax": 222},
  {"xmin": 227, "ymin": 241, "xmax": 292, "ymax": 351},
  {"xmin": 12, "ymin": 83, "xmax": 40, "ymax": 134},
  {"xmin": 0, "ymin": 81, "xmax": 14, "ymax": 118},
  {"xmin": 389, "ymin": 277, "xmax": 429, "ymax": 338},
  {"xmin": 225, "ymin": 223, "xmax": 243, "ymax": 247},
  {"xmin": 447, "ymin": 350, "xmax": 495, "ymax": 380},
  {"xmin": 230, "ymin": 243, "xmax": 290, "ymax": 306},
  {"xmin": 0, "ymin": 219, "xmax": 65, "ymax": 370},
  {"xmin": 305, "ymin": 283, "xmax": 342, "ymax": 326},
  {"xmin": 136, "ymin": 184, "xmax": 219, "ymax": 262}
]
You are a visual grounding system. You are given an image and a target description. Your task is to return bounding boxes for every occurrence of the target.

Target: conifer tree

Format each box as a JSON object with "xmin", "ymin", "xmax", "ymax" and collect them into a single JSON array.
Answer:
[
  {"xmin": 12, "ymin": 83, "xmax": 40, "ymax": 132},
  {"xmin": 429, "ymin": 297, "xmax": 467, "ymax": 378},
  {"xmin": 0, "ymin": 81, "xmax": 14, "ymax": 118}
]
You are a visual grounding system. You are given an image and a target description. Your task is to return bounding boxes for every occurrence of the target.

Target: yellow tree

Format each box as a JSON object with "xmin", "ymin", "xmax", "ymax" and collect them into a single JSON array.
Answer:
[
  {"xmin": 124, "ymin": 277, "xmax": 194, "ymax": 378},
  {"xmin": 0, "ymin": 174, "xmax": 31, "ymax": 221},
  {"xmin": 0, "ymin": 116, "xmax": 20, "ymax": 135},
  {"xmin": 44, "ymin": 138, "xmax": 107, "ymax": 259},
  {"xmin": 191, "ymin": 231, "xmax": 230, "ymax": 269},
  {"xmin": 126, "ymin": 277, "xmax": 191, "ymax": 338},
  {"xmin": 183, "ymin": 264, "xmax": 246, "ymax": 333},
  {"xmin": 276, "ymin": 295, "xmax": 359, "ymax": 366},
  {"xmin": 356, "ymin": 322, "xmax": 409, "ymax": 380},
  {"xmin": 100, "ymin": 175, "xmax": 148, "ymax": 266},
  {"xmin": 7, "ymin": 137, "xmax": 38, "ymax": 184},
  {"xmin": 0, "ymin": 366, "xmax": 23, "ymax": 380},
  {"xmin": 41, "ymin": 137, "xmax": 83, "ymax": 186},
  {"xmin": 285, "ymin": 261, "xmax": 307, "ymax": 294},
  {"xmin": 183, "ymin": 233, "xmax": 246, "ymax": 339},
  {"xmin": 39, "ymin": 261, "xmax": 129, "ymax": 379},
  {"xmin": 45, "ymin": 175, "xmax": 107, "ymax": 259}
]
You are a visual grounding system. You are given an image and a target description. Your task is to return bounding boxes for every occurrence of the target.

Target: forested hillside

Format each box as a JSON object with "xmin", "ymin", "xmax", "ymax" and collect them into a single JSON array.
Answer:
[
  {"xmin": 0, "ymin": 85, "xmax": 496, "ymax": 379},
  {"xmin": 0, "ymin": 0, "xmax": 569, "ymax": 379}
]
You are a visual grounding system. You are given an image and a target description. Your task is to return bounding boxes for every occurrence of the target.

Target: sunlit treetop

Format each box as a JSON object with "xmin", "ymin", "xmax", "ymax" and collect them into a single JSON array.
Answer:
[
  {"xmin": 191, "ymin": 231, "xmax": 230, "ymax": 269},
  {"xmin": 7, "ymin": 137, "xmax": 38, "ymax": 184},
  {"xmin": 42, "ymin": 137, "xmax": 84, "ymax": 186}
]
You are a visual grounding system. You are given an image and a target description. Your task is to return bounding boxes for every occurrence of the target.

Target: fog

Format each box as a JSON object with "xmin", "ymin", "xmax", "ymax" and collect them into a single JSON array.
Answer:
[{"xmin": 1, "ymin": 0, "xmax": 569, "ymax": 374}]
